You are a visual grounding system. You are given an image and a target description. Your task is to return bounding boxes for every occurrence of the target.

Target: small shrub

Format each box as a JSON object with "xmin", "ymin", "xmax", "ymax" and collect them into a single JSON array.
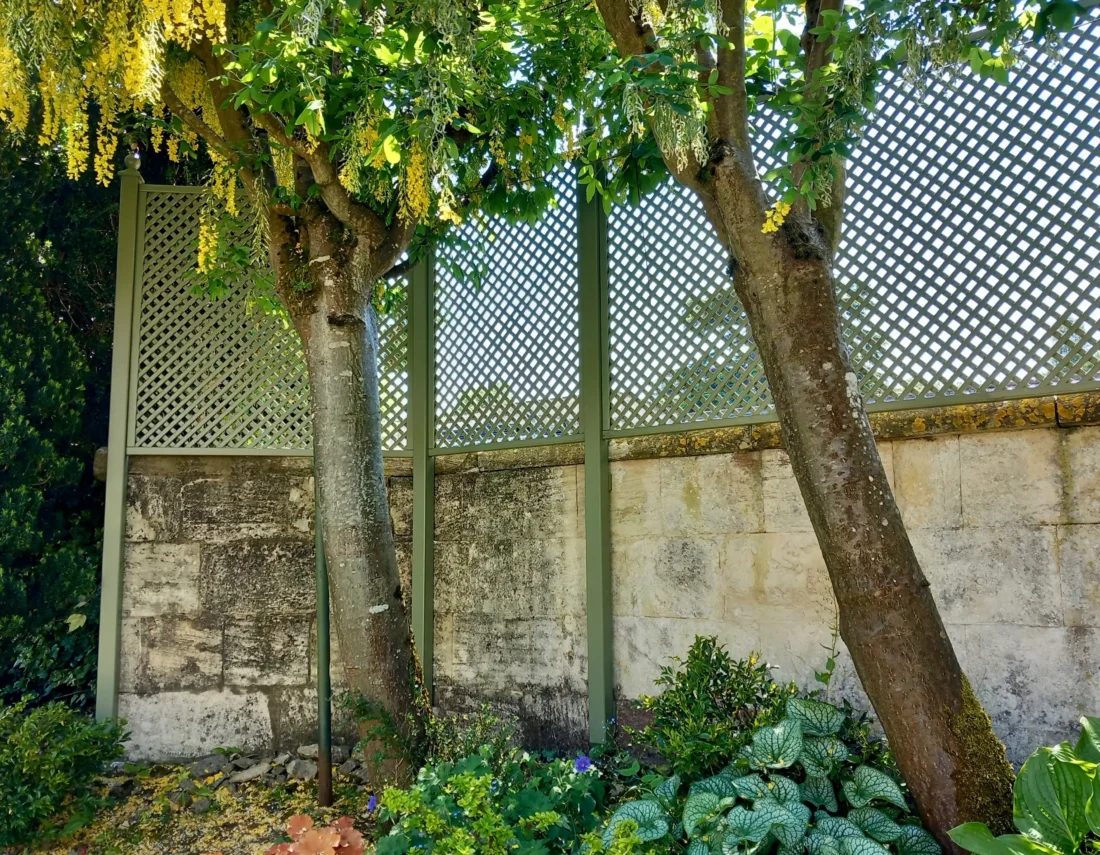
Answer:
[
  {"xmin": 0, "ymin": 700, "xmax": 127, "ymax": 846},
  {"xmin": 633, "ymin": 637, "xmax": 798, "ymax": 778},
  {"xmin": 266, "ymin": 814, "xmax": 365, "ymax": 854},
  {"xmin": 950, "ymin": 715, "xmax": 1100, "ymax": 855},
  {"xmin": 423, "ymin": 702, "xmax": 521, "ymax": 772},
  {"xmin": 595, "ymin": 695, "xmax": 938, "ymax": 855},
  {"xmin": 374, "ymin": 749, "xmax": 608, "ymax": 854}
]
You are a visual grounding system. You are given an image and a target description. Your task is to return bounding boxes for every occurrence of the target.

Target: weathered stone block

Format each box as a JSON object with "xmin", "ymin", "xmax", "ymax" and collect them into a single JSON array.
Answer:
[
  {"xmin": 720, "ymin": 533, "xmax": 834, "ymax": 623},
  {"xmin": 119, "ymin": 690, "xmax": 274, "ymax": 760},
  {"xmin": 120, "ymin": 616, "xmax": 223, "ymax": 693},
  {"xmin": 911, "ymin": 527, "xmax": 1061, "ymax": 626},
  {"xmin": 126, "ymin": 474, "xmax": 183, "ymax": 542},
  {"xmin": 960, "ymin": 430, "xmax": 1062, "ymax": 526},
  {"xmin": 609, "ymin": 459, "xmax": 662, "ymax": 538},
  {"xmin": 389, "ymin": 476, "xmax": 414, "ymax": 537},
  {"xmin": 435, "ymin": 467, "xmax": 580, "ymax": 541},
  {"xmin": 611, "ymin": 536, "xmax": 723, "ymax": 620},
  {"xmin": 893, "ymin": 436, "xmax": 962, "ymax": 529},
  {"xmin": 1065, "ymin": 427, "xmax": 1100, "ymax": 524},
  {"xmin": 1060, "ymin": 525, "xmax": 1100, "ymax": 627},
  {"xmin": 199, "ymin": 539, "xmax": 315, "ymax": 616},
  {"xmin": 659, "ymin": 453, "xmax": 764, "ymax": 536},
  {"xmin": 286, "ymin": 475, "xmax": 314, "ymax": 536},
  {"xmin": 266, "ymin": 686, "xmax": 357, "ymax": 750},
  {"xmin": 181, "ymin": 475, "xmax": 303, "ymax": 541},
  {"xmin": 224, "ymin": 617, "xmax": 311, "ymax": 687},
  {"xmin": 123, "ymin": 543, "xmax": 202, "ymax": 618},
  {"xmin": 434, "ymin": 679, "xmax": 588, "ymax": 751}
]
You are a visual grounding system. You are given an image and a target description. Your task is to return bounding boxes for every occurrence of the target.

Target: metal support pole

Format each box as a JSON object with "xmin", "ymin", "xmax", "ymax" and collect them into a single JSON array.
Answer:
[
  {"xmin": 96, "ymin": 153, "xmax": 144, "ymax": 721},
  {"xmin": 578, "ymin": 181, "xmax": 614, "ymax": 744},
  {"xmin": 410, "ymin": 258, "xmax": 436, "ymax": 697},
  {"xmin": 314, "ymin": 466, "xmax": 333, "ymax": 806}
]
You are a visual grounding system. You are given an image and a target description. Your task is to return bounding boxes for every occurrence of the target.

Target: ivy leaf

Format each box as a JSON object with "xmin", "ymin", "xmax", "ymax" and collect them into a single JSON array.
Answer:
[
  {"xmin": 896, "ymin": 825, "xmax": 942, "ymax": 855},
  {"xmin": 787, "ymin": 699, "xmax": 846, "ymax": 736},
  {"xmin": 684, "ymin": 792, "xmax": 721, "ymax": 837},
  {"xmin": 848, "ymin": 808, "xmax": 903, "ymax": 843},
  {"xmin": 802, "ymin": 777, "xmax": 838, "ymax": 812},
  {"xmin": 800, "ymin": 737, "xmax": 849, "ymax": 777},
  {"xmin": 842, "ymin": 766, "xmax": 906, "ymax": 809},
  {"xmin": 751, "ymin": 719, "xmax": 803, "ymax": 769},
  {"xmin": 603, "ymin": 800, "xmax": 669, "ymax": 846}
]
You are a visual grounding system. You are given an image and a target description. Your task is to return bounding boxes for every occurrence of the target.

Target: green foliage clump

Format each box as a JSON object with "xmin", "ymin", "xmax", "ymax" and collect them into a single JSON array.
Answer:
[
  {"xmin": 0, "ymin": 700, "xmax": 127, "ymax": 846},
  {"xmin": 950, "ymin": 716, "xmax": 1100, "ymax": 855},
  {"xmin": 633, "ymin": 637, "xmax": 799, "ymax": 779},
  {"xmin": 374, "ymin": 749, "xmax": 608, "ymax": 855},
  {"xmin": 424, "ymin": 703, "xmax": 522, "ymax": 774}
]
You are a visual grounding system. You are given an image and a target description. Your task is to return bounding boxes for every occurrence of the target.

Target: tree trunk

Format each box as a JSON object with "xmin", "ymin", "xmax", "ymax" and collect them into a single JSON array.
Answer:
[
  {"xmin": 292, "ymin": 258, "xmax": 416, "ymax": 783},
  {"xmin": 722, "ymin": 218, "xmax": 1015, "ymax": 845}
]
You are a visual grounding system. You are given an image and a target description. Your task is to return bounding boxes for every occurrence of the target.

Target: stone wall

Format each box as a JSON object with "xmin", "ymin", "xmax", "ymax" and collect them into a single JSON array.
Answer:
[{"xmin": 118, "ymin": 405, "xmax": 1100, "ymax": 764}]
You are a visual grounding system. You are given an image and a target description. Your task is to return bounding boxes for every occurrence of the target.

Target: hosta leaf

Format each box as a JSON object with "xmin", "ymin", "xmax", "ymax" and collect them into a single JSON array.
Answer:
[
  {"xmin": 801, "ymin": 737, "xmax": 849, "ymax": 777},
  {"xmin": 656, "ymin": 774, "xmax": 682, "ymax": 800},
  {"xmin": 603, "ymin": 799, "xmax": 669, "ymax": 846},
  {"xmin": 1013, "ymin": 747, "xmax": 1091, "ymax": 853},
  {"xmin": 757, "ymin": 797, "xmax": 809, "ymax": 848},
  {"xmin": 814, "ymin": 817, "xmax": 863, "ymax": 839},
  {"xmin": 787, "ymin": 698, "xmax": 846, "ymax": 736},
  {"xmin": 730, "ymin": 774, "xmax": 771, "ymax": 801},
  {"xmin": 896, "ymin": 824, "xmax": 942, "ymax": 855},
  {"xmin": 684, "ymin": 792, "xmax": 722, "ymax": 837},
  {"xmin": 842, "ymin": 766, "xmax": 906, "ymax": 809},
  {"xmin": 1076, "ymin": 717, "xmax": 1100, "ymax": 764},
  {"xmin": 840, "ymin": 836, "xmax": 891, "ymax": 855},
  {"xmin": 802, "ymin": 777, "xmax": 838, "ymax": 812},
  {"xmin": 948, "ymin": 823, "xmax": 1054, "ymax": 855},
  {"xmin": 692, "ymin": 774, "xmax": 740, "ymax": 799},
  {"xmin": 806, "ymin": 833, "xmax": 843, "ymax": 855},
  {"xmin": 725, "ymin": 805, "xmax": 777, "ymax": 842},
  {"xmin": 848, "ymin": 808, "xmax": 903, "ymax": 843},
  {"xmin": 751, "ymin": 719, "xmax": 804, "ymax": 769}
]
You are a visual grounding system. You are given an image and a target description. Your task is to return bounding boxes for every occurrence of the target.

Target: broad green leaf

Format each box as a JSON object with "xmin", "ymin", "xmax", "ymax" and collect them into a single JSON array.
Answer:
[
  {"xmin": 751, "ymin": 719, "xmax": 803, "ymax": 769},
  {"xmin": 684, "ymin": 792, "xmax": 721, "ymax": 837},
  {"xmin": 692, "ymin": 773, "xmax": 739, "ymax": 799},
  {"xmin": 806, "ymin": 833, "xmax": 843, "ymax": 855},
  {"xmin": 382, "ymin": 135, "xmax": 401, "ymax": 165},
  {"xmin": 1076, "ymin": 717, "xmax": 1100, "ymax": 764},
  {"xmin": 656, "ymin": 773, "xmax": 682, "ymax": 800},
  {"xmin": 800, "ymin": 737, "xmax": 849, "ymax": 777},
  {"xmin": 688, "ymin": 841, "xmax": 711, "ymax": 855},
  {"xmin": 787, "ymin": 699, "xmax": 846, "ymax": 736},
  {"xmin": 725, "ymin": 806, "xmax": 775, "ymax": 842},
  {"xmin": 948, "ymin": 823, "xmax": 1060, "ymax": 855},
  {"xmin": 764, "ymin": 775, "xmax": 802, "ymax": 806},
  {"xmin": 757, "ymin": 797, "xmax": 808, "ymax": 848},
  {"xmin": 802, "ymin": 777, "xmax": 838, "ymax": 812},
  {"xmin": 840, "ymin": 837, "xmax": 890, "ymax": 855},
  {"xmin": 842, "ymin": 766, "xmax": 906, "ymax": 809},
  {"xmin": 1013, "ymin": 747, "xmax": 1090, "ymax": 853},
  {"xmin": 1088, "ymin": 769, "xmax": 1100, "ymax": 837},
  {"xmin": 848, "ymin": 808, "xmax": 902, "ymax": 843},
  {"xmin": 729, "ymin": 774, "xmax": 770, "ymax": 800},
  {"xmin": 895, "ymin": 825, "xmax": 941, "ymax": 855},
  {"xmin": 603, "ymin": 800, "xmax": 669, "ymax": 846},
  {"xmin": 814, "ymin": 817, "xmax": 863, "ymax": 839}
]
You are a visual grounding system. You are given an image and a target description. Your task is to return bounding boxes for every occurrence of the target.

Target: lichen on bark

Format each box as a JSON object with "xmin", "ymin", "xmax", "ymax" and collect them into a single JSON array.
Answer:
[{"xmin": 949, "ymin": 675, "xmax": 1015, "ymax": 835}]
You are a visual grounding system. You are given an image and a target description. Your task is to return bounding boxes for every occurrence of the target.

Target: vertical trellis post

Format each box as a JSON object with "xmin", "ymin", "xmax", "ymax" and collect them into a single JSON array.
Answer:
[
  {"xmin": 410, "ymin": 258, "xmax": 436, "ymax": 697},
  {"xmin": 579, "ymin": 183, "xmax": 614, "ymax": 743},
  {"xmin": 96, "ymin": 154, "xmax": 144, "ymax": 721}
]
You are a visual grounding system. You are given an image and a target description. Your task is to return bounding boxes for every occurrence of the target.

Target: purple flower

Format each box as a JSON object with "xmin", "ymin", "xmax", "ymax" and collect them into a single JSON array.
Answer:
[
  {"xmin": 368, "ymin": 794, "xmax": 378, "ymax": 812},
  {"xmin": 574, "ymin": 755, "xmax": 593, "ymax": 773}
]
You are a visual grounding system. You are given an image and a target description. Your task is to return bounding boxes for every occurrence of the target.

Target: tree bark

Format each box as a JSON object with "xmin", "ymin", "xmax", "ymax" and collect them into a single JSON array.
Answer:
[
  {"xmin": 714, "ymin": 189, "xmax": 1014, "ymax": 845},
  {"xmin": 289, "ymin": 251, "xmax": 417, "ymax": 783}
]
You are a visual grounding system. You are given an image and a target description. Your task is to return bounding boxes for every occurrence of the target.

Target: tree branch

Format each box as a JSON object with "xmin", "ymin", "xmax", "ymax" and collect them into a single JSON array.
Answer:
[
  {"xmin": 160, "ymin": 83, "xmax": 234, "ymax": 160},
  {"xmin": 715, "ymin": 0, "xmax": 750, "ymax": 149}
]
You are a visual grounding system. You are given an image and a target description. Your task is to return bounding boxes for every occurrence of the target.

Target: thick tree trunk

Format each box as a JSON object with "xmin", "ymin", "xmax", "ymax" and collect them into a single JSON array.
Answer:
[
  {"xmin": 723, "ymin": 218, "xmax": 1014, "ymax": 845},
  {"xmin": 292, "ymin": 259, "xmax": 416, "ymax": 783}
]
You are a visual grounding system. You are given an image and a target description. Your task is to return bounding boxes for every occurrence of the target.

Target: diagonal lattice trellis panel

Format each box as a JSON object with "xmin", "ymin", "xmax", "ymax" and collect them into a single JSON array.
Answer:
[
  {"xmin": 609, "ymin": 16, "xmax": 1100, "ymax": 432},
  {"xmin": 433, "ymin": 171, "xmax": 580, "ymax": 448},
  {"xmin": 130, "ymin": 188, "xmax": 409, "ymax": 452}
]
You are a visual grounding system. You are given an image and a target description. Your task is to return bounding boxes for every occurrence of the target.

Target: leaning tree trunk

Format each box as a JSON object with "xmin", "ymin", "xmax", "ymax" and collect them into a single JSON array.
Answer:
[
  {"xmin": 727, "ymin": 225, "xmax": 1015, "ymax": 845},
  {"xmin": 290, "ymin": 256, "xmax": 416, "ymax": 783}
]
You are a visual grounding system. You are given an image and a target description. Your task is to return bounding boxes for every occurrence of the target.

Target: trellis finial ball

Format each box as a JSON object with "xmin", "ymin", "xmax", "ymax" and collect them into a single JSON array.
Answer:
[{"xmin": 125, "ymin": 151, "xmax": 142, "ymax": 171}]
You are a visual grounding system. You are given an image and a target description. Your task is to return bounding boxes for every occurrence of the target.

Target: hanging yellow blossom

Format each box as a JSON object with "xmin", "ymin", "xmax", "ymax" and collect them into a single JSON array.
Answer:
[
  {"xmin": 762, "ymin": 200, "xmax": 792, "ymax": 234},
  {"xmin": 399, "ymin": 142, "xmax": 431, "ymax": 224},
  {"xmin": 197, "ymin": 212, "xmax": 218, "ymax": 273},
  {"xmin": 0, "ymin": 42, "xmax": 30, "ymax": 132}
]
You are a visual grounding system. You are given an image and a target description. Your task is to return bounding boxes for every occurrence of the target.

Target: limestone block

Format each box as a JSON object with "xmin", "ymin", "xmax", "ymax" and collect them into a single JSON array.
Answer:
[
  {"xmin": 199, "ymin": 539, "xmax": 315, "ymax": 616},
  {"xmin": 1065, "ymin": 427, "xmax": 1100, "ymax": 524},
  {"xmin": 911, "ymin": 527, "xmax": 1061, "ymax": 626},
  {"xmin": 389, "ymin": 476, "xmax": 414, "ymax": 538},
  {"xmin": 1060, "ymin": 525, "xmax": 1100, "ymax": 627},
  {"xmin": 659, "ymin": 453, "xmax": 764, "ymax": 536},
  {"xmin": 893, "ymin": 436, "xmax": 962, "ymax": 529},
  {"xmin": 126, "ymin": 474, "xmax": 183, "ymax": 542},
  {"xmin": 962, "ymin": 625, "xmax": 1100, "ymax": 764},
  {"xmin": 612, "ymin": 615, "xmax": 757, "ymax": 700},
  {"xmin": 266, "ymin": 686, "xmax": 357, "ymax": 750},
  {"xmin": 611, "ymin": 536, "xmax": 723, "ymax": 620},
  {"xmin": 435, "ymin": 467, "xmax": 580, "ymax": 541},
  {"xmin": 181, "ymin": 475, "xmax": 300, "ymax": 541},
  {"xmin": 720, "ymin": 533, "xmax": 834, "ymax": 623},
  {"xmin": 123, "ymin": 543, "xmax": 202, "ymax": 618},
  {"xmin": 224, "ymin": 616, "xmax": 311, "ymax": 687},
  {"xmin": 286, "ymin": 476, "xmax": 315, "ymax": 536},
  {"xmin": 609, "ymin": 459, "xmax": 662, "ymax": 538},
  {"xmin": 120, "ymin": 616, "xmax": 223, "ymax": 693},
  {"xmin": 960, "ymin": 430, "xmax": 1062, "ymax": 526},
  {"xmin": 119, "ymin": 690, "xmax": 274, "ymax": 760}
]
